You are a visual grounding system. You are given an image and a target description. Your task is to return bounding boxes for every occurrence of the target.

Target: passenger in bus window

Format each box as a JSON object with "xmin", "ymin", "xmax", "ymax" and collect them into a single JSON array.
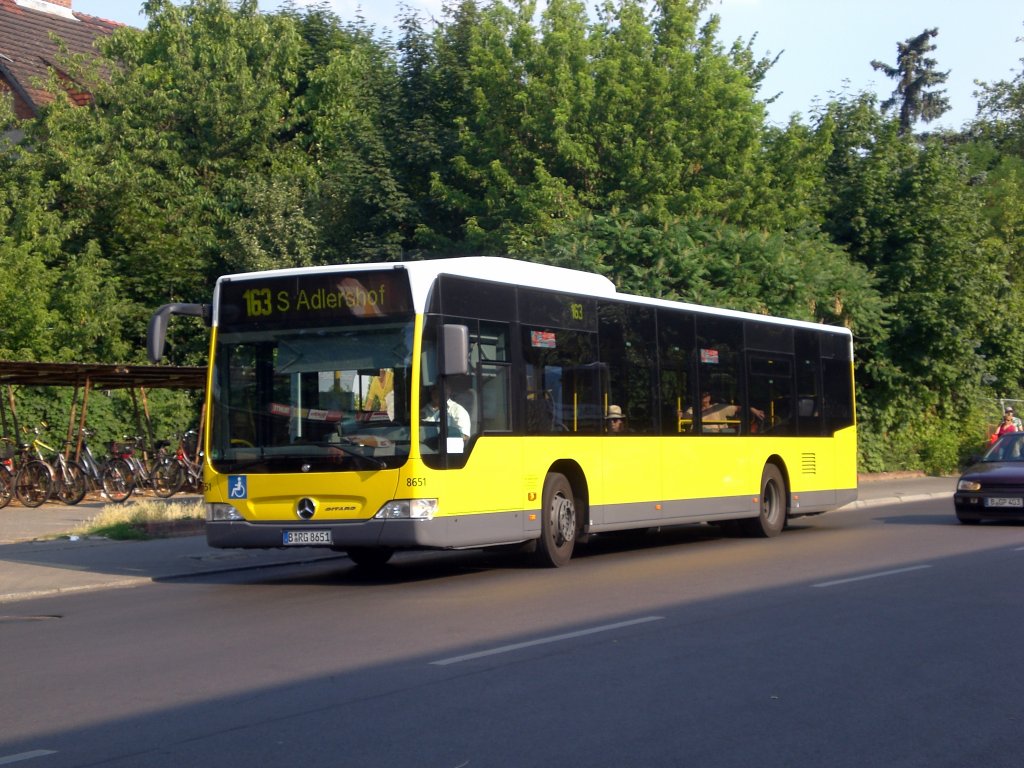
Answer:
[
  {"xmin": 365, "ymin": 369, "xmax": 394, "ymax": 416},
  {"xmin": 685, "ymin": 391, "xmax": 764, "ymax": 433},
  {"xmin": 606, "ymin": 404, "xmax": 627, "ymax": 433}
]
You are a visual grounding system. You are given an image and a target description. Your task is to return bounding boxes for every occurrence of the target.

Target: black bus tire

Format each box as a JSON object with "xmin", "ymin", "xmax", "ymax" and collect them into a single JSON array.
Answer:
[
  {"xmin": 741, "ymin": 463, "xmax": 787, "ymax": 538},
  {"xmin": 535, "ymin": 472, "xmax": 577, "ymax": 567}
]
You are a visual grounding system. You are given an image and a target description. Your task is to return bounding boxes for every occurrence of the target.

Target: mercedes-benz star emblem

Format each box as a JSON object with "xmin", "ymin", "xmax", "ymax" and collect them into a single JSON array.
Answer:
[{"xmin": 296, "ymin": 498, "xmax": 316, "ymax": 520}]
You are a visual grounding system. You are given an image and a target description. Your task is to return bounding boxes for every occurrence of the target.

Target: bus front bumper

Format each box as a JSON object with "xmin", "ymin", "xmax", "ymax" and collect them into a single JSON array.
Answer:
[{"xmin": 205, "ymin": 512, "xmax": 532, "ymax": 551}]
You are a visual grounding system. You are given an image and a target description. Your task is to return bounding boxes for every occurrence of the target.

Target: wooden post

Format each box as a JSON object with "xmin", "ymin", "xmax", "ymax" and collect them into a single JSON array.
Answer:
[
  {"xmin": 75, "ymin": 378, "xmax": 93, "ymax": 462},
  {"xmin": 64, "ymin": 381, "xmax": 80, "ymax": 459},
  {"xmin": 139, "ymin": 386, "xmax": 154, "ymax": 460},
  {"xmin": 6, "ymin": 384, "xmax": 20, "ymax": 442}
]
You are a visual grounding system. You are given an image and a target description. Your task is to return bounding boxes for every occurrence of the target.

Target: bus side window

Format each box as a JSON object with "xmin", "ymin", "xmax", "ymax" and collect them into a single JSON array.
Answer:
[
  {"xmin": 522, "ymin": 328, "xmax": 600, "ymax": 434},
  {"xmin": 472, "ymin": 322, "xmax": 512, "ymax": 434},
  {"xmin": 747, "ymin": 354, "xmax": 794, "ymax": 436},
  {"xmin": 657, "ymin": 308, "xmax": 697, "ymax": 435},
  {"xmin": 696, "ymin": 315, "xmax": 743, "ymax": 435},
  {"xmin": 795, "ymin": 330, "xmax": 824, "ymax": 436},
  {"xmin": 599, "ymin": 301, "xmax": 656, "ymax": 434}
]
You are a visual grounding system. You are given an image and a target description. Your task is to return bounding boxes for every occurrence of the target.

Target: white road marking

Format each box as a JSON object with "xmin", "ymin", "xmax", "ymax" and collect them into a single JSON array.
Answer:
[
  {"xmin": 0, "ymin": 751, "xmax": 57, "ymax": 765},
  {"xmin": 430, "ymin": 616, "xmax": 664, "ymax": 666},
  {"xmin": 812, "ymin": 564, "xmax": 932, "ymax": 588}
]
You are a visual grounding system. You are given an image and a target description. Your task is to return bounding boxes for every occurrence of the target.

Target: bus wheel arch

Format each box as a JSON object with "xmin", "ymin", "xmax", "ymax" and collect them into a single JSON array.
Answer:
[
  {"xmin": 741, "ymin": 459, "xmax": 788, "ymax": 538},
  {"xmin": 535, "ymin": 461, "xmax": 588, "ymax": 567}
]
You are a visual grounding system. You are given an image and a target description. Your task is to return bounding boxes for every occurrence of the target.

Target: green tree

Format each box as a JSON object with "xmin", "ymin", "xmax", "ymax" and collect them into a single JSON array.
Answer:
[
  {"xmin": 871, "ymin": 28, "xmax": 950, "ymax": 135},
  {"xmin": 301, "ymin": 23, "xmax": 410, "ymax": 261},
  {"xmin": 8, "ymin": 0, "xmax": 315, "ymax": 362},
  {"xmin": 820, "ymin": 94, "xmax": 1006, "ymax": 468},
  {"xmin": 974, "ymin": 25, "xmax": 1024, "ymax": 155}
]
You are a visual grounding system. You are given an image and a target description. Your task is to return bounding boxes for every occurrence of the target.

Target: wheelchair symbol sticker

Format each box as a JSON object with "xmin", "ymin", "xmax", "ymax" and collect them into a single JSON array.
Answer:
[{"xmin": 228, "ymin": 475, "xmax": 247, "ymax": 499}]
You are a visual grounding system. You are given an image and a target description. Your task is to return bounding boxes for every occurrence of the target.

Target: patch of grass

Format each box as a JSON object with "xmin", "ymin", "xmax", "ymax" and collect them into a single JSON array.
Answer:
[
  {"xmin": 71, "ymin": 498, "xmax": 204, "ymax": 540},
  {"xmin": 88, "ymin": 521, "xmax": 152, "ymax": 540}
]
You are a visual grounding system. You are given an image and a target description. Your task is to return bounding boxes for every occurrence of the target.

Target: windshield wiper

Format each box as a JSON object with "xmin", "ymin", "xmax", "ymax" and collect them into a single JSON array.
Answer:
[
  {"xmin": 216, "ymin": 441, "xmax": 388, "ymax": 470},
  {"xmin": 219, "ymin": 446, "xmax": 268, "ymax": 472},
  {"xmin": 309, "ymin": 439, "xmax": 389, "ymax": 469}
]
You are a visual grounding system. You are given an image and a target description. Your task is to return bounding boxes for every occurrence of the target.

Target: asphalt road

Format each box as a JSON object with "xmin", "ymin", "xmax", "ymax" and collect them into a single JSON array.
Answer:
[{"xmin": 1, "ymin": 489, "xmax": 1021, "ymax": 768}]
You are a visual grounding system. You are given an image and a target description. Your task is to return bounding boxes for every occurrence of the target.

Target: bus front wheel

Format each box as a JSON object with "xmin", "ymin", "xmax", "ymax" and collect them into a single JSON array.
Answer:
[
  {"xmin": 536, "ymin": 472, "xmax": 577, "ymax": 567},
  {"xmin": 741, "ymin": 463, "xmax": 787, "ymax": 538}
]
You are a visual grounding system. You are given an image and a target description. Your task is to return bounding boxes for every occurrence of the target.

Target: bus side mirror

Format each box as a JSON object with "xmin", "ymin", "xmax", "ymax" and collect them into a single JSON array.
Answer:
[
  {"xmin": 441, "ymin": 324, "xmax": 469, "ymax": 376},
  {"xmin": 147, "ymin": 302, "xmax": 211, "ymax": 363}
]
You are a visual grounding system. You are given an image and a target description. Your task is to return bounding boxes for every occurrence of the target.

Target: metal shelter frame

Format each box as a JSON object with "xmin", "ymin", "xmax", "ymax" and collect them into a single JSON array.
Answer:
[{"xmin": 0, "ymin": 361, "xmax": 206, "ymax": 461}]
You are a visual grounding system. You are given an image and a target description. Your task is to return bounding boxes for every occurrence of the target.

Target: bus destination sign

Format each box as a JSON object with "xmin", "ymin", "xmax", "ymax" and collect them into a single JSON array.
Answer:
[{"xmin": 218, "ymin": 270, "xmax": 413, "ymax": 329}]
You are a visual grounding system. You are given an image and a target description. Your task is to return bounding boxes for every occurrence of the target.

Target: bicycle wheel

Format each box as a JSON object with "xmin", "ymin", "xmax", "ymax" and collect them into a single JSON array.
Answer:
[
  {"xmin": 184, "ymin": 463, "xmax": 203, "ymax": 493},
  {"xmin": 101, "ymin": 458, "xmax": 135, "ymax": 503},
  {"xmin": 54, "ymin": 460, "xmax": 88, "ymax": 505},
  {"xmin": 151, "ymin": 456, "xmax": 184, "ymax": 498},
  {"xmin": 15, "ymin": 460, "xmax": 54, "ymax": 508},
  {"xmin": 0, "ymin": 464, "xmax": 12, "ymax": 509}
]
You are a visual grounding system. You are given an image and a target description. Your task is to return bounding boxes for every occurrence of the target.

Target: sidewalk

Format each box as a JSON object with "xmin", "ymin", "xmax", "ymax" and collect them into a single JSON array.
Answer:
[
  {"xmin": 850, "ymin": 473, "xmax": 957, "ymax": 507},
  {"xmin": 0, "ymin": 495, "xmax": 346, "ymax": 603},
  {"xmin": 0, "ymin": 476, "xmax": 957, "ymax": 604}
]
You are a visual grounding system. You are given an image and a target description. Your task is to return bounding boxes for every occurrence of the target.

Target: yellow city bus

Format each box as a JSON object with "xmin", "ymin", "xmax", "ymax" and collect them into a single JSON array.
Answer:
[{"xmin": 147, "ymin": 257, "xmax": 856, "ymax": 567}]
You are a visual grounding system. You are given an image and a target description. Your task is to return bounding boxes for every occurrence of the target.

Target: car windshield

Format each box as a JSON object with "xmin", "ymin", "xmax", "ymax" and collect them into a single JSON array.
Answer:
[
  {"xmin": 209, "ymin": 321, "xmax": 415, "ymax": 473},
  {"xmin": 983, "ymin": 432, "xmax": 1024, "ymax": 462}
]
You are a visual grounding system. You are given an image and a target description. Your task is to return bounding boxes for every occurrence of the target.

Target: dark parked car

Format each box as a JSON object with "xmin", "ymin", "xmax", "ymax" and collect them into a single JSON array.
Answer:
[{"xmin": 954, "ymin": 432, "xmax": 1024, "ymax": 524}]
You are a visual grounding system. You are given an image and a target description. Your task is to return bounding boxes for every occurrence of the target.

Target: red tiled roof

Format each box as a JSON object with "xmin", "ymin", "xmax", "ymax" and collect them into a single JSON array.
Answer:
[{"xmin": 0, "ymin": 0, "xmax": 124, "ymax": 118}]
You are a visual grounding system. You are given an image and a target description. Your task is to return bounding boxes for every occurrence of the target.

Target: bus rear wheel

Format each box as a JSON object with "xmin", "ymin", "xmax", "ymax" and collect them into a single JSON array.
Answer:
[
  {"xmin": 741, "ymin": 463, "xmax": 787, "ymax": 538},
  {"xmin": 535, "ymin": 472, "xmax": 577, "ymax": 567}
]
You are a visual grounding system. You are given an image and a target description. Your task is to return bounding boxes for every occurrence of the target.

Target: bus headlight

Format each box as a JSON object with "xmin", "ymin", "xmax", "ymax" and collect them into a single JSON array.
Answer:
[
  {"xmin": 206, "ymin": 503, "xmax": 245, "ymax": 522},
  {"xmin": 375, "ymin": 499, "xmax": 438, "ymax": 520},
  {"xmin": 957, "ymin": 480, "xmax": 982, "ymax": 492}
]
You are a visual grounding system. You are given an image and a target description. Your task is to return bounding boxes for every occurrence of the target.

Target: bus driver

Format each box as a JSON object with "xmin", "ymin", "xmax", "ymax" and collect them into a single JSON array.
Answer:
[{"xmin": 422, "ymin": 384, "xmax": 471, "ymax": 440}]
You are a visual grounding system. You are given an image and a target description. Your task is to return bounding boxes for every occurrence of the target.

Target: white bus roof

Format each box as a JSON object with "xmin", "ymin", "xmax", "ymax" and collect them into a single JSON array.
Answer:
[{"xmin": 214, "ymin": 256, "xmax": 850, "ymax": 338}]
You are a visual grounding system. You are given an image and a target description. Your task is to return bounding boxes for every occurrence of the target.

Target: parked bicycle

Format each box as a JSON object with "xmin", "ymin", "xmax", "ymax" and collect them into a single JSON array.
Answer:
[
  {"xmin": 101, "ymin": 436, "xmax": 179, "ymax": 503},
  {"xmin": 154, "ymin": 430, "xmax": 203, "ymax": 497},
  {"xmin": 73, "ymin": 428, "xmax": 112, "ymax": 499},
  {"xmin": 0, "ymin": 438, "xmax": 15, "ymax": 509},
  {"xmin": 11, "ymin": 431, "xmax": 55, "ymax": 508},
  {"xmin": 178, "ymin": 429, "xmax": 203, "ymax": 493},
  {"xmin": 14, "ymin": 427, "xmax": 87, "ymax": 506}
]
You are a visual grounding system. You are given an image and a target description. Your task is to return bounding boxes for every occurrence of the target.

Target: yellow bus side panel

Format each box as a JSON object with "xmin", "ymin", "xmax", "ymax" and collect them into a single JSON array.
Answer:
[{"xmin": 206, "ymin": 426, "xmax": 856, "ymax": 527}]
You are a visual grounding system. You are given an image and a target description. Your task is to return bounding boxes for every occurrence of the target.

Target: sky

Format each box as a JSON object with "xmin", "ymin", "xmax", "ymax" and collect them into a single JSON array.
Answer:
[{"xmin": 74, "ymin": 0, "xmax": 1024, "ymax": 130}]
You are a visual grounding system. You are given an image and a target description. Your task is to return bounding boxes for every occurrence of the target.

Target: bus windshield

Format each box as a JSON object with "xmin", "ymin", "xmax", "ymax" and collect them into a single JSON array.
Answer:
[{"xmin": 209, "ymin": 320, "xmax": 415, "ymax": 473}]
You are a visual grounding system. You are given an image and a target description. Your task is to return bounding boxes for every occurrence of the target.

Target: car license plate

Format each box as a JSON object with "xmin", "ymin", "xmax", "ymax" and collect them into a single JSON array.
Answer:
[
  {"xmin": 282, "ymin": 529, "xmax": 332, "ymax": 545},
  {"xmin": 984, "ymin": 497, "xmax": 1023, "ymax": 508}
]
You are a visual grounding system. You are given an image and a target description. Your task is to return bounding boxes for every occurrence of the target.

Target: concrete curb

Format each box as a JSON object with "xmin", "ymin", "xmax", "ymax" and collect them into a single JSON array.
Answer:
[
  {"xmin": 842, "ymin": 491, "xmax": 952, "ymax": 510},
  {"xmin": 0, "ymin": 577, "xmax": 151, "ymax": 604},
  {"xmin": 0, "ymin": 548, "xmax": 348, "ymax": 604}
]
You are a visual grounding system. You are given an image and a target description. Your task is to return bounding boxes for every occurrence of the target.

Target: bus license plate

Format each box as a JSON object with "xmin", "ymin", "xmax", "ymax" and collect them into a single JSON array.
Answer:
[
  {"xmin": 984, "ymin": 497, "xmax": 1023, "ymax": 508},
  {"xmin": 282, "ymin": 530, "xmax": 332, "ymax": 545}
]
